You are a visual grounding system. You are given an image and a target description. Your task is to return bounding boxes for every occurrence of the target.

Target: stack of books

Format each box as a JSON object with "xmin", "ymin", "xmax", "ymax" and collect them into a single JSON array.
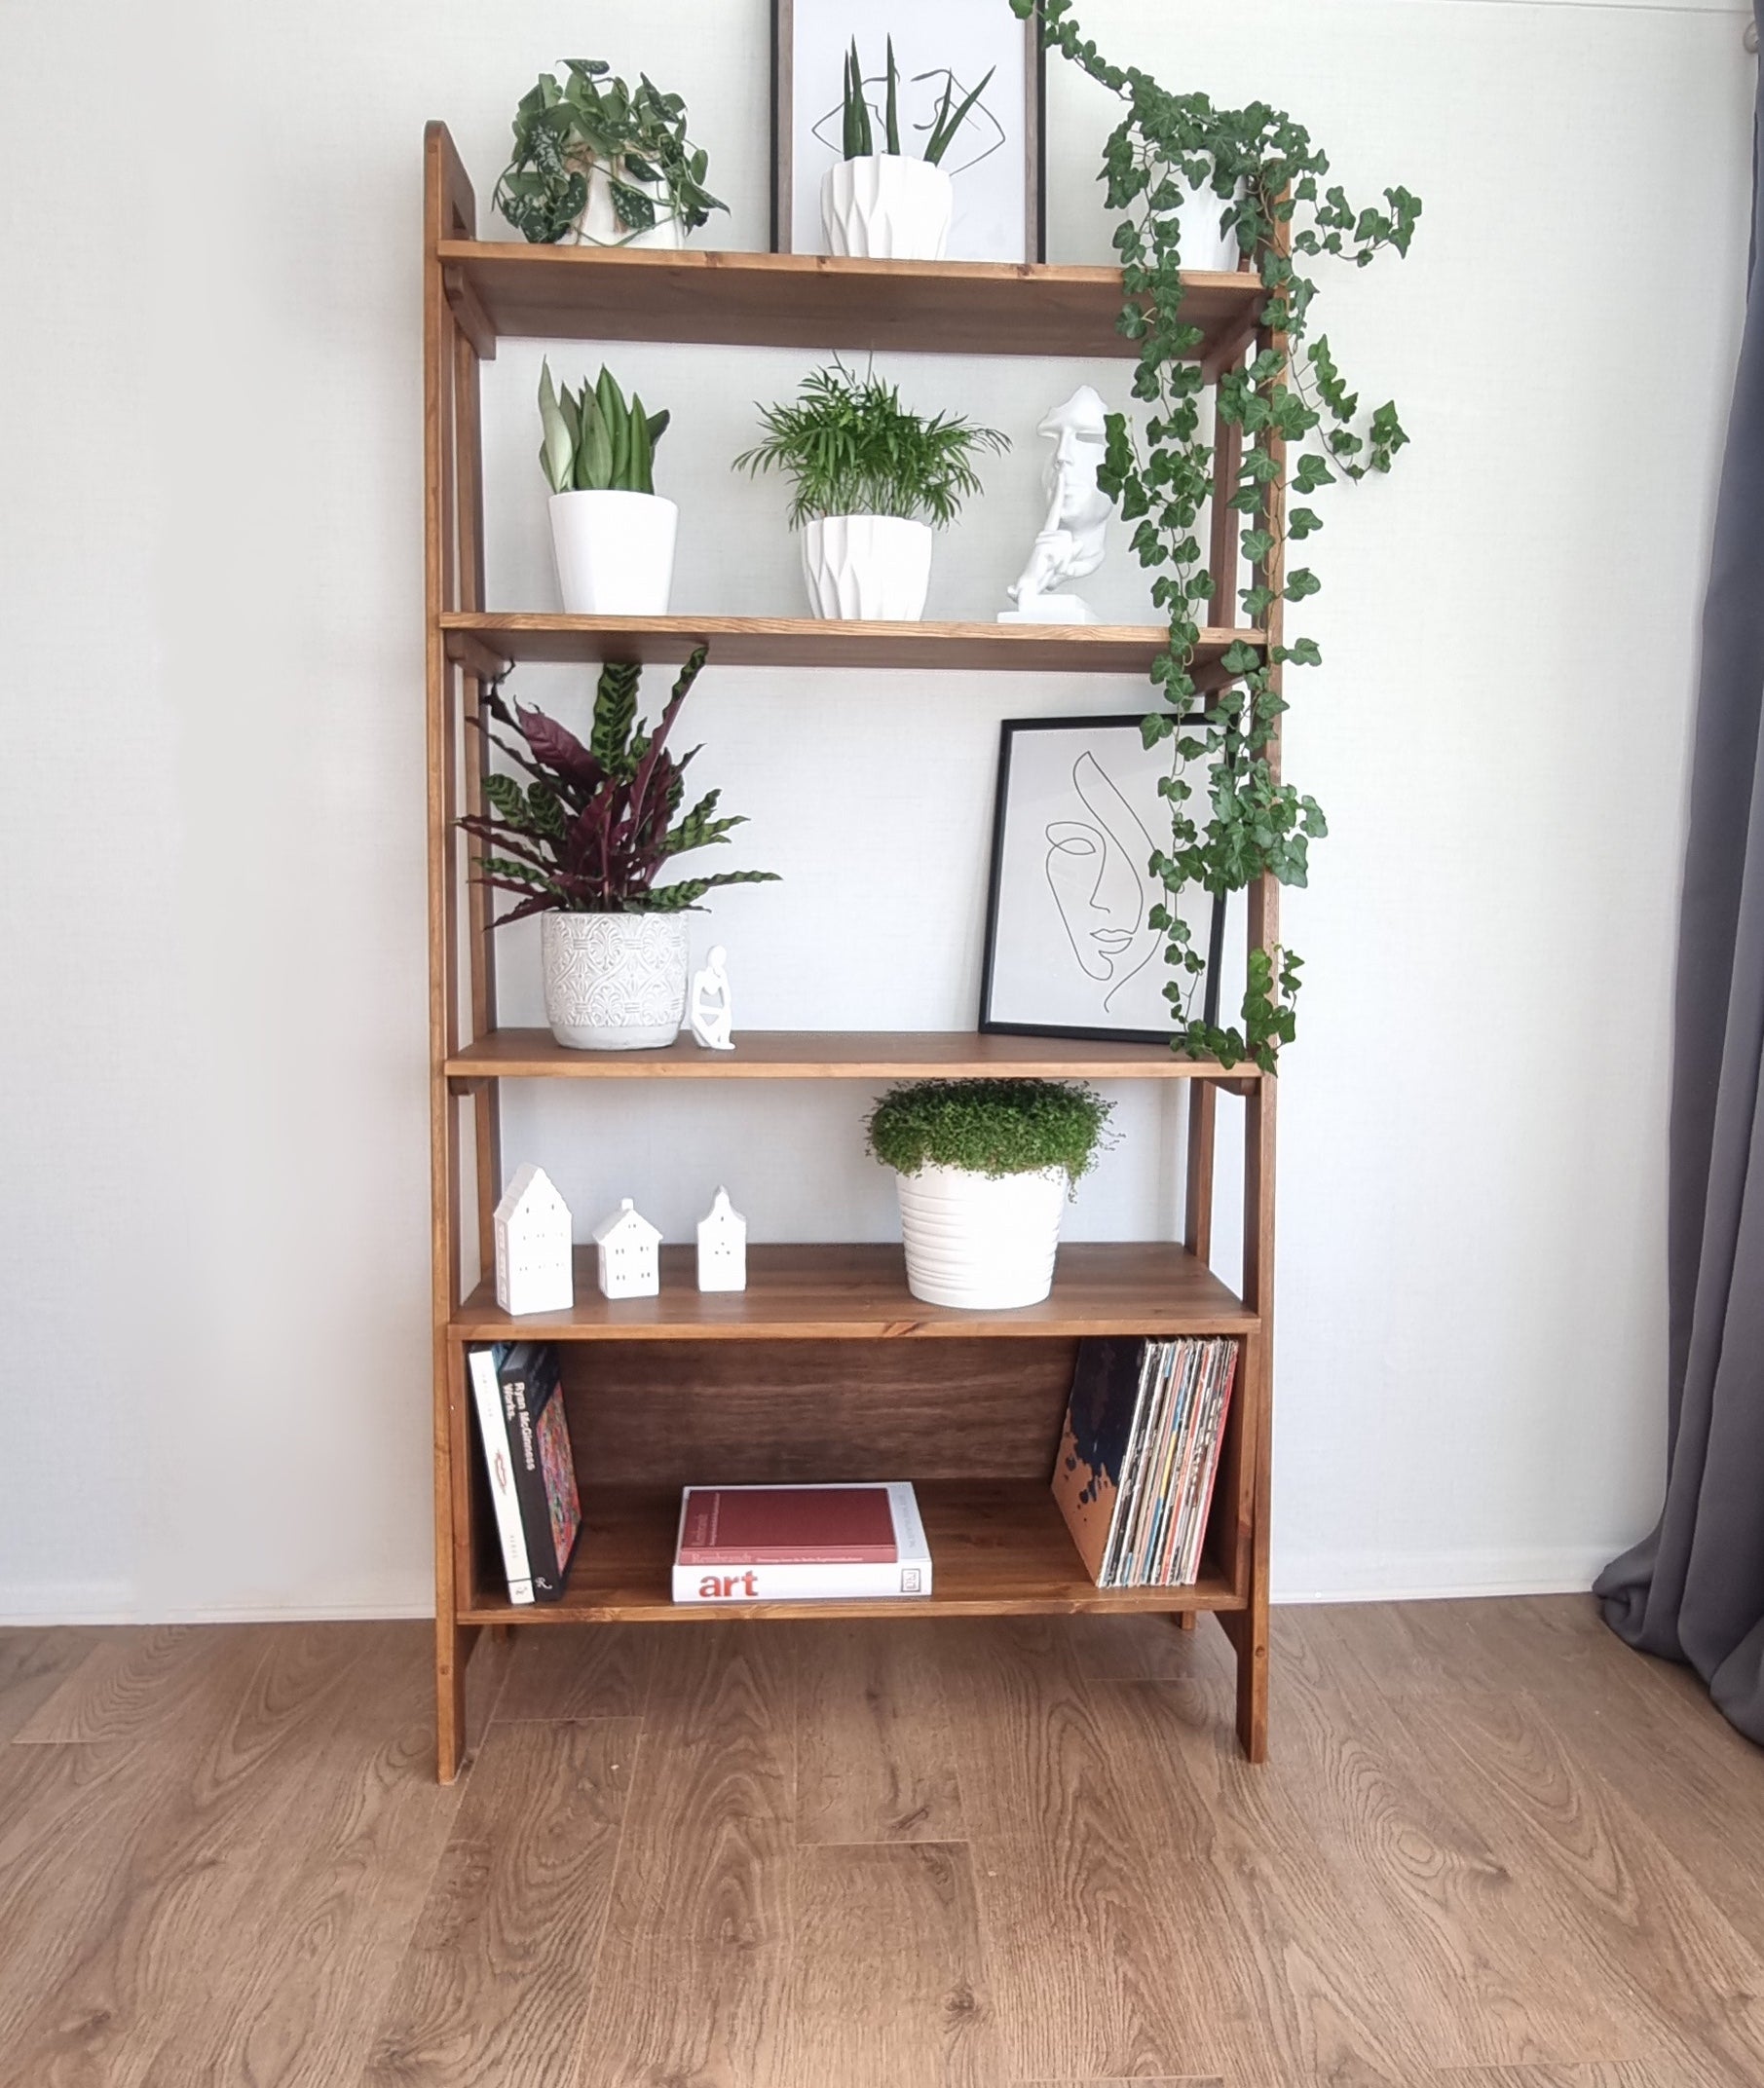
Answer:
[
  {"xmin": 1051, "ymin": 1335, "xmax": 1238, "ymax": 1587},
  {"xmin": 671, "ymin": 1481, "xmax": 932, "ymax": 1604},
  {"xmin": 468, "ymin": 1341, "xmax": 582, "ymax": 1604}
]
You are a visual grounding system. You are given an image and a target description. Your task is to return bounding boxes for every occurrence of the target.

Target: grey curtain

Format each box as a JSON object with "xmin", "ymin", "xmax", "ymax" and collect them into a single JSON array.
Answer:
[{"xmin": 1596, "ymin": 9, "xmax": 1764, "ymax": 1743}]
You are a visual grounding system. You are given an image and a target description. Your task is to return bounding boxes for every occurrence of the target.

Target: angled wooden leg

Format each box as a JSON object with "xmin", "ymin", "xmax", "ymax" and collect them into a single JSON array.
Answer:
[
  {"xmin": 1175, "ymin": 1610, "xmax": 1197, "ymax": 1633},
  {"xmin": 1224, "ymin": 1603, "xmax": 1269, "ymax": 1763}
]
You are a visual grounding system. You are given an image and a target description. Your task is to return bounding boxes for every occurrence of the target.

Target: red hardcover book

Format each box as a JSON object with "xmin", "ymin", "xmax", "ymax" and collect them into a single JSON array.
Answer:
[{"xmin": 677, "ymin": 1484, "xmax": 900, "ymax": 1565}]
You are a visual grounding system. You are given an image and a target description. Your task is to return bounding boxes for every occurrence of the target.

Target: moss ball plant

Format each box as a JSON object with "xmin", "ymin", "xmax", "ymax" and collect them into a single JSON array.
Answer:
[{"xmin": 865, "ymin": 1079, "xmax": 1114, "ymax": 1194}]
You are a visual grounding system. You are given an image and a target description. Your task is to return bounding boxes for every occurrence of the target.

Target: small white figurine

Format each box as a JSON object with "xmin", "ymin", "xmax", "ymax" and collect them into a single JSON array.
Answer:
[
  {"xmin": 689, "ymin": 945, "xmax": 734, "ymax": 1051},
  {"xmin": 591, "ymin": 1198, "xmax": 661, "ymax": 1299},
  {"xmin": 696, "ymin": 1186, "xmax": 747, "ymax": 1293},
  {"xmin": 493, "ymin": 1163, "xmax": 574, "ymax": 1317},
  {"xmin": 998, "ymin": 385, "xmax": 1113, "ymax": 626}
]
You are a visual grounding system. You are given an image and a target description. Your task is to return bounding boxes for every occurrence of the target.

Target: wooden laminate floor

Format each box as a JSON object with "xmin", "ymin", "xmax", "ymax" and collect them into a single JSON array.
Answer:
[{"xmin": 0, "ymin": 1600, "xmax": 1759, "ymax": 2086}]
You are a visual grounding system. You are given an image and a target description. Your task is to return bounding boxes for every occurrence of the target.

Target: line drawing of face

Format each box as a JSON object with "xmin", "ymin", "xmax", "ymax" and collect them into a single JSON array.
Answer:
[{"xmin": 1044, "ymin": 751, "xmax": 1161, "ymax": 1011}]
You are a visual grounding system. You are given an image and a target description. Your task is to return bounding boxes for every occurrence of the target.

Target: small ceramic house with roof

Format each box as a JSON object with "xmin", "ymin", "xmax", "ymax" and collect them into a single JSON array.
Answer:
[
  {"xmin": 592, "ymin": 1198, "xmax": 662, "ymax": 1299},
  {"xmin": 695, "ymin": 1186, "xmax": 747, "ymax": 1293},
  {"xmin": 493, "ymin": 1162, "xmax": 574, "ymax": 1317}
]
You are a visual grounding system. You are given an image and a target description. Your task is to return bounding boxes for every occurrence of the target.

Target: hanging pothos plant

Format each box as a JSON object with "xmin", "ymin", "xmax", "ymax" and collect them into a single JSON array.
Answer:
[{"xmin": 1013, "ymin": 0, "xmax": 1420, "ymax": 1071}]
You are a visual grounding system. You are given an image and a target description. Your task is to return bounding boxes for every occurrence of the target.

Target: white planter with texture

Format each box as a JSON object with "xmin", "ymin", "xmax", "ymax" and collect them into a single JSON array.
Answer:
[
  {"xmin": 572, "ymin": 161, "xmax": 686, "ymax": 248},
  {"xmin": 542, "ymin": 913, "xmax": 690, "ymax": 1051},
  {"xmin": 548, "ymin": 490, "xmax": 678, "ymax": 615},
  {"xmin": 820, "ymin": 156, "xmax": 954, "ymax": 260},
  {"xmin": 801, "ymin": 514, "xmax": 933, "ymax": 621},
  {"xmin": 895, "ymin": 1163, "xmax": 1067, "ymax": 1310}
]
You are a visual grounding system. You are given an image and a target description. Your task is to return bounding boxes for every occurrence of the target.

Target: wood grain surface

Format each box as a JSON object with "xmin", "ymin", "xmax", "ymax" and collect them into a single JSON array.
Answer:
[{"xmin": 3, "ymin": 1599, "xmax": 1760, "ymax": 2086}]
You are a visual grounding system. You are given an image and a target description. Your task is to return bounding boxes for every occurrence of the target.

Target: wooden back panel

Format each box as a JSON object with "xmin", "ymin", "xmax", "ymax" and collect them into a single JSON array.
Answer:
[{"xmin": 557, "ymin": 1339, "xmax": 1080, "ymax": 1486}]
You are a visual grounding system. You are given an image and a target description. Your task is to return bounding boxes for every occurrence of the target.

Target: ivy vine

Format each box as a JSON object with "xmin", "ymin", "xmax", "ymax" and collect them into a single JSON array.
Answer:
[{"xmin": 1012, "ymin": 0, "xmax": 1420, "ymax": 1070}]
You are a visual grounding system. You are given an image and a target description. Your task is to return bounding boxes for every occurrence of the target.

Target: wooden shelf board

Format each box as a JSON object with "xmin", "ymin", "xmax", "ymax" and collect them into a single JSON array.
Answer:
[
  {"xmin": 447, "ymin": 1028, "xmax": 1258, "ymax": 1084},
  {"xmin": 437, "ymin": 239, "xmax": 1264, "ymax": 363},
  {"xmin": 441, "ymin": 613, "xmax": 1264, "ymax": 678},
  {"xmin": 458, "ymin": 1481, "xmax": 1242, "ymax": 1624},
  {"xmin": 452, "ymin": 1242, "xmax": 1254, "ymax": 1342}
]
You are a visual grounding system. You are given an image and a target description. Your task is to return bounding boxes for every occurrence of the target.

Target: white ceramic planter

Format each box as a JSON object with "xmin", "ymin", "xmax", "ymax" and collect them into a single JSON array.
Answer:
[
  {"xmin": 541, "ymin": 913, "xmax": 690, "ymax": 1051},
  {"xmin": 1177, "ymin": 180, "xmax": 1245, "ymax": 274},
  {"xmin": 548, "ymin": 490, "xmax": 678, "ymax": 616},
  {"xmin": 895, "ymin": 1163, "xmax": 1067, "ymax": 1310},
  {"xmin": 570, "ymin": 160, "xmax": 686, "ymax": 248},
  {"xmin": 820, "ymin": 156, "xmax": 954, "ymax": 260},
  {"xmin": 801, "ymin": 514, "xmax": 933, "ymax": 621}
]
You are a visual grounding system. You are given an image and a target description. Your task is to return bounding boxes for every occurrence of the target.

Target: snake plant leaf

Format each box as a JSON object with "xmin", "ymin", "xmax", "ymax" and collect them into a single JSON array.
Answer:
[
  {"xmin": 537, "ymin": 360, "xmax": 576, "ymax": 494},
  {"xmin": 922, "ymin": 65, "xmax": 995, "ymax": 167},
  {"xmin": 628, "ymin": 395, "xmax": 655, "ymax": 494},
  {"xmin": 884, "ymin": 36, "xmax": 900, "ymax": 155},
  {"xmin": 577, "ymin": 394, "xmax": 614, "ymax": 489},
  {"xmin": 645, "ymin": 408, "xmax": 671, "ymax": 447}
]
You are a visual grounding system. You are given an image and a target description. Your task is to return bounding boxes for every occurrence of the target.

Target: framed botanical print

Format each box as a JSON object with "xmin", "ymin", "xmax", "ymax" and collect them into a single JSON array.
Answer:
[
  {"xmin": 979, "ymin": 715, "xmax": 1226, "ymax": 1045},
  {"xmin": 770, "ymin": 0, "xmax": 1045, "ymax": 262}
]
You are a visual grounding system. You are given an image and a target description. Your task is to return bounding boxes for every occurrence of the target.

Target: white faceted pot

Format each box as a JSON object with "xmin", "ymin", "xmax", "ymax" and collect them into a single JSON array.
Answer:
[
  {"xmin": 548, "ymin": 490, "xmax": 678, "ymax": 616},
  {"xmin": 895, "ymin": 1164, "xmax": 1067, "ymax": 1310},
  {"xmin": 821, "ymin": 156, "xmax": 953, "ymax": 260},
  {"xmin": 570, "ymin": 160, "xmax": 686, "ymax": 249},
  {"xmin": 801, "ymin": 515, "xmax": 933, "ymax": 621},
  {"xmin": 542, "ymin": 912, "xmax": 690, "ymax": 1051}
]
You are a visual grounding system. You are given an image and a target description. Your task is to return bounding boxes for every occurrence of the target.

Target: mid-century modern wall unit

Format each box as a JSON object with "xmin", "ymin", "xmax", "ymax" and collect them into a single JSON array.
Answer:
[{"xmin": 424, "ymin": 122, "xmax": 1284, "ymax": 1783}]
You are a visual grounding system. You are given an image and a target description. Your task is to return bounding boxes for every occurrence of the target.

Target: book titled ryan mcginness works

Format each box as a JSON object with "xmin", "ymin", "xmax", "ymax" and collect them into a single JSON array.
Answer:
[{"xmin": 672, "ymin": 1483, "xmax": 932, "ymax": 1603}]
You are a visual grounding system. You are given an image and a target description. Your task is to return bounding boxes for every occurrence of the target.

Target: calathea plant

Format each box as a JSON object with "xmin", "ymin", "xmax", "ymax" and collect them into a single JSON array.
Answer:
[
  {"xmin": 495, "ymin": 59, "xmax": 726, "ymax": 245},
  {"xmin": 539, "ymin": 362, "xmax": 668, "ymax": 495},
  {"xmin": 461, "ymin": 649, "xmax": 778, "ymax": 918},
  {"xmin": 1013, "ymin": 0, "xmax": 1420, "ymax": 1071}
]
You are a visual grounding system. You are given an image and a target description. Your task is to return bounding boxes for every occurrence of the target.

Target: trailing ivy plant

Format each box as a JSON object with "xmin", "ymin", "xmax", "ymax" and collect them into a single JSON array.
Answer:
[{"xmin": 1012, "ymin": 0, "xmax": 1420, "ymax": 1070}]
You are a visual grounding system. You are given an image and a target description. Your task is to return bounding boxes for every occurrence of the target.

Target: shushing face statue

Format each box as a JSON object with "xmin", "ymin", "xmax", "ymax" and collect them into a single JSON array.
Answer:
[{"xmin": 1002, "ymin": 385, "xmax": 1113, "ymax": 622}]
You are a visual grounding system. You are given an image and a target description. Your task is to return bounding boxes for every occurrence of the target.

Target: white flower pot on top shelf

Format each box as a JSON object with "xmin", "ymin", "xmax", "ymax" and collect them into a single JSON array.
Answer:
[
  {"xmin": 895, "ymin": 1163, "xmax": 1067, "ymax": 1310},
  {"xmin": 571, "ymin": 160, "xmax": 686, "ymax": 249},
  {"xmin": 548, "ymin": 489, "xmax": 678, "ymax": 615},
  {"xmin": 801, "ymin": 514, "xmax": 933, "ymax": 621},
  {"xmin": 541, "ymin": 912, "xmax": 690, "ymax": 1051},
  {"xmin": 821, "ymin": 156, "xmax": 954, "ymax": 260}
]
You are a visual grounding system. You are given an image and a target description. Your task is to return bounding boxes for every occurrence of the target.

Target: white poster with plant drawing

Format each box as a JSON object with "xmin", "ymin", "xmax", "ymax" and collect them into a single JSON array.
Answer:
[{"xmin": 778, "ymin": 0, "xmax": 1036, "ymax": 261}]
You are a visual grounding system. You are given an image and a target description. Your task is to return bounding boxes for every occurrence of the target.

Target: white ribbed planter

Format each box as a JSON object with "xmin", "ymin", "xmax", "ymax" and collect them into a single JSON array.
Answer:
[
  {"xmin": 548, "ymin": 490, "xmax": 678, "ymax": 615},
  {"xmin": 542, "ymin": 913, "xmax": 690, "ymax": 1051},
  {"xmin": 567, "ymin": 160, "xmax": 686, "ymax": 248},
  {"xmin": 820, "ymin": 155, "xmax": 953, "ymax": 260},
  {"xmin": 801, "ymin": 515, "xmax": 933, "ymax": 621},
  {"xmin": 895, "ymin": 1164, "xmax": 1067, "ymax": 1310}
]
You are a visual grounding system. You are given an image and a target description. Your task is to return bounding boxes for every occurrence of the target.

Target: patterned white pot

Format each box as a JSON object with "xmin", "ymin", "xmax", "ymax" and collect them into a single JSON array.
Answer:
[
  {"xmin": 801, "ymin": 515, "xmax": 933, "ymax": 621},
  {"xmin": 568, "ymin": 160, "xmax": 686, "ymax": 248},
  {"xmin": 895, "ymin": 1164, "xmax": 1067, "ymax": 1310},
  {"xmin": 820, "ymin": 156, "xmax": 953, "ymax": 260},
  {"xmin": 542, "ymin": 912, "xmax": 690, "ymax": 1051},
  {"xmin": 548, "ymin": 491, "xmax": 678, "ymax": 616}
]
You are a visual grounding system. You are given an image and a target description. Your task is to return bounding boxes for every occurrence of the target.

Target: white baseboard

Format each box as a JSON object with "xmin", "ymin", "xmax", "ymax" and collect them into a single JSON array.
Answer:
[
  {"xmin": 1272, "ymin": 1545, "xmax": 1614, "ymax": 1605},
  {"xmin": 0, "ymin": 1588, "xmax": 432, "ymax": 1627}
]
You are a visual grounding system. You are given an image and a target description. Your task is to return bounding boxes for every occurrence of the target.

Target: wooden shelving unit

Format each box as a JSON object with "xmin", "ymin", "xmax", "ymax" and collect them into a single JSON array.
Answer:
[{"xmin": 425, "ymin": 123, "xmax": 1281, "ymax": 1782}]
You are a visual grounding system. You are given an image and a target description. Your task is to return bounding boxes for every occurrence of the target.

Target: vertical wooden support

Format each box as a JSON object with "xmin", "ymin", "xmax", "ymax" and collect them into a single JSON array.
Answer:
[
  {"xmin": 425, "ymin": 122, "xmax": 479, "ymax": 1784},
  {"xmin": 1218, "ymin": 207, "xmax": 1289, "ymax": 1767},
  {"xmin": 453, "ymin": 324, "xmax": 503, "ymax": 1280}
]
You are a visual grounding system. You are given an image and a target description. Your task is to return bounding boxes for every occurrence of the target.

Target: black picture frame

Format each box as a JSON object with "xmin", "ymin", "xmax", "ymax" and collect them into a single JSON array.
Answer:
[
  {"xmin": 770, "ymin": 0, "xmax": 1046, "ymax": 262},
  {"xmin": 979, "ymin": 714, "xmax": 1225, "ymax": 1046}
]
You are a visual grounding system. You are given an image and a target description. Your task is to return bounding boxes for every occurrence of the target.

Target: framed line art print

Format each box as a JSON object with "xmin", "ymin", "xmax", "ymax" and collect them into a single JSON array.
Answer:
[
  {"xmin": 979, "ymin": 715, "xmax": 1227, "ymax": 1046},
  {"xmin": 770, "ymin": 0, "xmax": 1045, "ymax": 262}
]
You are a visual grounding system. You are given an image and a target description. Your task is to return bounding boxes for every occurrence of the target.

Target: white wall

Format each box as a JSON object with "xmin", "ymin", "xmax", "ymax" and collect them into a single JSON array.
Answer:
[{"xmin": 0, "ymin": 0, "xmax": 1752, "ymax": 1622}]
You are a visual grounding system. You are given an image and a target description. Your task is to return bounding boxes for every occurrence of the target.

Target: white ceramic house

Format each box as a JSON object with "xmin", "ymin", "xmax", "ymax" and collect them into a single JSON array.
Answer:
[
  {"xmin": 696, "ymin": 1186, "xmax": 747, "ymax": 1293},
  {"xmin": 493, "ymin": 1162, "xmax": 574, "ymax": 1317},
  {"xmin": 592, "ymin": 1198, "xmax": 662, "ymax": 1299}
]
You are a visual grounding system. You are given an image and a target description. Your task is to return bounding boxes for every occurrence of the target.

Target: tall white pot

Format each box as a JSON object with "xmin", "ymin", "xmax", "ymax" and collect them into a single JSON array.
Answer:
[
  {"xmin": 801, "ymin": 515, "xmax": 933, "ymax": 621},
  {"xmin": 821, "ymin": 156, "xmax": 954, "ymax": 260},
  {"xmin": 542, "ymin": 913, "xmax": 690, "ymax": 1051},
  {"xmin": 548, "ymin": 490, "xmax": 678, "ymax": 615},
  {"xmin": 570, "ymin": 160, "xmax": 686, "ymax": 248},
  {"xmin": 895, "ymin": 1164, "xmax": 1067, "ymax": 1310}
]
